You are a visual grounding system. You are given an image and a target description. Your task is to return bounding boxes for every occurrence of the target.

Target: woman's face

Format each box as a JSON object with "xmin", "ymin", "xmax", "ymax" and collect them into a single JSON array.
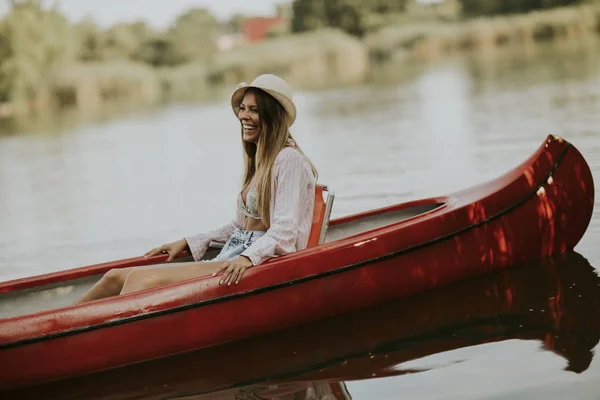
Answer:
[{"xmin": 238, "ymin": 91, "xmax": 261, "ymax": 143}]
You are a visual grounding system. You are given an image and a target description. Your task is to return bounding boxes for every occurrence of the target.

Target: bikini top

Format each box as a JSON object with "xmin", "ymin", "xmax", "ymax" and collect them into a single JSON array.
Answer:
[
  {"xmin": 238, "ymin": 184, "xmax": 261, "ymax": 220},
  {"xmin": 237, "ymin": 141, "xmax": 297, "ymax": 221}
]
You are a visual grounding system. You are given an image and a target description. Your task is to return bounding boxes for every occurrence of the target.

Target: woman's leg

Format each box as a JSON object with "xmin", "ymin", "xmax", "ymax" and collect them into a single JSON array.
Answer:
[
  {"xmin": 73, "ymin": 259, "xmax": 205, "ymax": 304},
  {"xmin": 119, "ymin": 261, "xmax": 224, "ymax": 295},
  {"xmin": 74, "ymin": 267, "xmax": 136, "ymax": 304}
]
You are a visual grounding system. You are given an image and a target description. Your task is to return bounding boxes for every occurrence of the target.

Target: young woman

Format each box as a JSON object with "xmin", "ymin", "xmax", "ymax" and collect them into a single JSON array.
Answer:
[{"xmin": 76, "ymin": 74, "xmax": 318, "ymax": 304}]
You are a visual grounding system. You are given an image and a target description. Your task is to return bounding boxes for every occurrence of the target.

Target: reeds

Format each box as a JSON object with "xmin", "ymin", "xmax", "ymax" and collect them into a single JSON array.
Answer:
[{"xmin": 50, "ymin": 61, "xmax": 161, "ymax": 110}]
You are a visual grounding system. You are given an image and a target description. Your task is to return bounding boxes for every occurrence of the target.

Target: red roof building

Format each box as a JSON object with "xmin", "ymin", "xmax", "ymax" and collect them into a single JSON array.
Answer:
[{"xmin": 242, "ymin": 17, "xmax": 285, "ymax": 43}]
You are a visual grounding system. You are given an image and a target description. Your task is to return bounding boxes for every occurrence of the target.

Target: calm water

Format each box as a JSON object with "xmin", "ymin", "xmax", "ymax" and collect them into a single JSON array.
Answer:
[{"xmin": 1, "ymin": 39, "xmax": 600, "ymax": 399}]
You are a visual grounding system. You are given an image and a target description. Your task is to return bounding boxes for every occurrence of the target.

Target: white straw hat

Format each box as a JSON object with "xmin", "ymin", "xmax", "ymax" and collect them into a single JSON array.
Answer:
[{"xmin": 231, "ymin": 74, "xmax": 297, "ymax": 126}]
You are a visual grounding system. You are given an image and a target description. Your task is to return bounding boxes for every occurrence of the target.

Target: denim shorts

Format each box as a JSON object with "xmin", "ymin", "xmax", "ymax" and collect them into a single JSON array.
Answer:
[{"xmin": 211, "ymin": 229, "xmax": 266, "ymax": 261}]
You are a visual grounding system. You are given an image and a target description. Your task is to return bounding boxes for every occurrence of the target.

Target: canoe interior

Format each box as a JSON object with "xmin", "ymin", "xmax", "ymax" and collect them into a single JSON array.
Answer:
[
  {"xmin": 324, "ymin": 203, "xmax": 440, "ymax": 243},
  {"xmin": 0, "ymin": 202, "xmax": 443, "ymax": 319}
]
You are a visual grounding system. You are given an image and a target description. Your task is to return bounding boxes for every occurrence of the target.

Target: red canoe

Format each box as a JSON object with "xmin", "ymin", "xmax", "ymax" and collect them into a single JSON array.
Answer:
[
  {"xmin": 4, "ymin": 251, "xmax": 599, "ymax": 400},
  {"xmin": 0, "ymin": 134, "xmax": 595, "ymax": 389}
]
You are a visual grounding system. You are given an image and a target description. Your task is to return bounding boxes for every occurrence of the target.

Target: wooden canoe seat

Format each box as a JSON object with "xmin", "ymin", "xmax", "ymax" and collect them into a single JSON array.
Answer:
[
  {"xmin": 209, "ymin": 183, "xmax": 335, "ymax": 250},
  {"xmin": 307, "ymin": 184, "xmax": 335, "ymax": 248}
]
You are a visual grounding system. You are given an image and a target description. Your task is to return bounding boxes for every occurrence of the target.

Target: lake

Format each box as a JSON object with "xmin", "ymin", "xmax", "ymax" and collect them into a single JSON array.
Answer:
[{"xmin": 1, "ymin": 38, "xmax": 599, "ymax": 399}]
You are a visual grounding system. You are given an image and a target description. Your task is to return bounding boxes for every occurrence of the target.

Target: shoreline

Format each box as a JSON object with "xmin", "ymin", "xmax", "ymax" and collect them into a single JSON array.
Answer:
[{"xmin": 1, "ymin": 3, "xmax": 599, "ymax": 126}]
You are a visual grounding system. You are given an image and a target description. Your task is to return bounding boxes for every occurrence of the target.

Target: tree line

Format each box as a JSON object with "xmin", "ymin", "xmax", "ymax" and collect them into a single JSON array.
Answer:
[
  {"xmin": 0, "ymin": 0, "xmax": 588, "ymax": 108},
  {"xmin": 459, "ymin": 0, "xmax": 584, "ymax": 17},
  {"xmin": 0, "ymin": 0, "xmax": 222, "ymax": 104},
  {"xmin": 291, "ymin": 0, "xmax": 585, "ymax": 37}
]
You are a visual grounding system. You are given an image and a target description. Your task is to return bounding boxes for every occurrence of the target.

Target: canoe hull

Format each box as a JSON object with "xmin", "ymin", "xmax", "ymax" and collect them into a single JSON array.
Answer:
[
  {"xmin": 5, "ymin": 251, "xmax": 600, "ymax": 400},
  {"xmin": 0, "ymin": 135, "xmax": 595, "ymax": 389}
]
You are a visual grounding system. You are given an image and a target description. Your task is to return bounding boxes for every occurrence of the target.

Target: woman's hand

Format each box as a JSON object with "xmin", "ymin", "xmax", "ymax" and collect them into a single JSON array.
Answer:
[
  {"xmin": 144, "ymin": 238, "xmax": 189, "ymax": 262},
  {"xmin": 213, "ymin": 256, "xmax": 254, "ymax": 286}
]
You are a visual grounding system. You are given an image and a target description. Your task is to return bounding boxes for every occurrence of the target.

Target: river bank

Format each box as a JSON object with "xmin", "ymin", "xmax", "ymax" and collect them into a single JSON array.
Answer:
[{"xmin": 366, "ymin": 2, "xmax": 600, "ymax": 62}]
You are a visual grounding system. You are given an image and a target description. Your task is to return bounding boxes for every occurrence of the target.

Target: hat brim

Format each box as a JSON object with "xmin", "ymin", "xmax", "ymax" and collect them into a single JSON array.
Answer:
[{"xmin": 231, "ymin": 85, "xmax": 297, "ymax": 127}]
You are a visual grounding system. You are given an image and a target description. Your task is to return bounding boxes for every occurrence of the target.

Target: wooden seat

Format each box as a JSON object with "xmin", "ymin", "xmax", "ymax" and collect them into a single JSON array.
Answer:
[
  {"xmin": 209, "ymin": 183, "xmax": 335, "ymax": 250},
  {"xmin": 307, "ymin": 184, "xmax": 335, "ymax": 247}
]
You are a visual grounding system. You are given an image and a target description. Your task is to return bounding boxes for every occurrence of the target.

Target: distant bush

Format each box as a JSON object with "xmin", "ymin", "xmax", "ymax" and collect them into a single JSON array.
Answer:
[
  {"xmin": 50, "ymin": 62, "xmax": 161, "ymax": 109},
  {"xmin": 159, "ymin": 63, "xmax": 211, "ymax": 101},
  {"xmin": 291, "ymin": 0, "xmax": 410, "ymax": 37},
  {"xmin": 460, "ymin": 0, "xmax": 584, "ymax": 17}
]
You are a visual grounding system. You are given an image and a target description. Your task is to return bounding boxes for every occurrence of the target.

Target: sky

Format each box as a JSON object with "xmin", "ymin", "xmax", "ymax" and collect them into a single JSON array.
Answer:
[{"xmin": 0, "ymin": 0, "xmax": 284, "ymax": 28}]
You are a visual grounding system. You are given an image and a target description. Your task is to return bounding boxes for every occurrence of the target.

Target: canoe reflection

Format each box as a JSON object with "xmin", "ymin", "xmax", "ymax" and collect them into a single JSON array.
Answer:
[{"xmin": 5, "ymin": 251, "xmax": 599, "ymax": 400}]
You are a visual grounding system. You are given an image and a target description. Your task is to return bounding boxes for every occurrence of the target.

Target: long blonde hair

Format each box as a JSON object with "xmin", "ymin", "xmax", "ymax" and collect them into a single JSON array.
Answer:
[{"xmin": 240, "ymin": 88, "xmax": 317, "ymax": 228}]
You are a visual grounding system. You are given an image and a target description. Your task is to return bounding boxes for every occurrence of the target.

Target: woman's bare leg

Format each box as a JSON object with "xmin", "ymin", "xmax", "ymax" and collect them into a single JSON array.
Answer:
[
  {"xmin": 74, "ymin": 261, "xmax": 226, "ymax": 304},
  {"xmin": 74, "ymin": 267, "xmax": 136, "ymax": 304},
  {"xmin": 74, "ymin": 261, "xmax": 187, "ymax": 304},
  {"xmin": 119, "ymin": 261, "xmax": 224, "ymax": 295}
]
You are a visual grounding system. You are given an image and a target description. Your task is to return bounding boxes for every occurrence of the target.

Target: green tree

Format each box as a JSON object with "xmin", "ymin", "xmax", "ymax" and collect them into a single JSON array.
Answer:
[
  {"xmin": 460, "ymin": 0, "xmax": 584, "ymax": 17},
  {"xmin": 0, "ymin": 0, "xmax": 77, "ymax": 104},
  {"xmin": 126, "ymin": 22, "xmax": 157, "ymax": 62},
  {"xmin": 227, "ymin": 13, "xmax": 248, "ymax": 34},
  {"xmin": 76, "ymin": 20, "xmax": 171, "ymax": 66},
  {"xmin": 99, "ymin": 22, "xmax": 152, "ymax": 61},
  {"xmin": 292, "ymin": 0, "xmax": 333, "ymax": 32},
  {"xmin": 291, "ymin": 0, "xmax": 409, "ymax": 36},
  {"xmin": 76, "ymin": 17, "xmax": 103, "ymax": 61},
  {"xmin": 165, "ymin": 8, "xmax": 220, "ymax": 64}
]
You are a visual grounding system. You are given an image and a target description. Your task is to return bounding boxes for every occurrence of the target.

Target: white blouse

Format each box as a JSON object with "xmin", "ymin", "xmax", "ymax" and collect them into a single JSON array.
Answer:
[{"xmin": 185, "ymin": 146, "xmax": 316, "ymax": 266}]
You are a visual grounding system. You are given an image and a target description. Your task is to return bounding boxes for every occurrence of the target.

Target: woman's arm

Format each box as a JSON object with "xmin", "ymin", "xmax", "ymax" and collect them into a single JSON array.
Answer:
[{"xmin": 240, "ymin": 148, "xmax": 316, "ymax": 266}]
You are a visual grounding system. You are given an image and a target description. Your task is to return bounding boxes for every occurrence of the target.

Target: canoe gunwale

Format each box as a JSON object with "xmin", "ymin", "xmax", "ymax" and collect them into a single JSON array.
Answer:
[{"xmin": 0, "ymin": 204, "xmax": 449, "ymax": 295}]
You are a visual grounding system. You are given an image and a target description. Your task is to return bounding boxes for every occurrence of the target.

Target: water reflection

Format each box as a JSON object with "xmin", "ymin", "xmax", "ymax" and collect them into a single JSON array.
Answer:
[
  {"xmin": 198, "ymin": 382, "xmax": 351, "ymax": 400},
  {"xmin": 463, "ymin": 38, "xmax": 600, "ymax": 90},
  {"xmin": 7, "ymin": 251, "xmax": 599, "ymax": 399}
]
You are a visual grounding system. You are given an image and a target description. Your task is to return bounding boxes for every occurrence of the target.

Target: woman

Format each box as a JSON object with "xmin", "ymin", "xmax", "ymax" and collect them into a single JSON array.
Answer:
[{"xmin": 76, "ymin": 74, "xmax": 318, "ymax": 304}]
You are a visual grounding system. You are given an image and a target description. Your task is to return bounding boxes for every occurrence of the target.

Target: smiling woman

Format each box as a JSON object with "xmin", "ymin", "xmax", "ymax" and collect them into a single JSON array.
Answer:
[{"xmin": 74, "ymin": 74, "xmax": 319, "ymax": 304}]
